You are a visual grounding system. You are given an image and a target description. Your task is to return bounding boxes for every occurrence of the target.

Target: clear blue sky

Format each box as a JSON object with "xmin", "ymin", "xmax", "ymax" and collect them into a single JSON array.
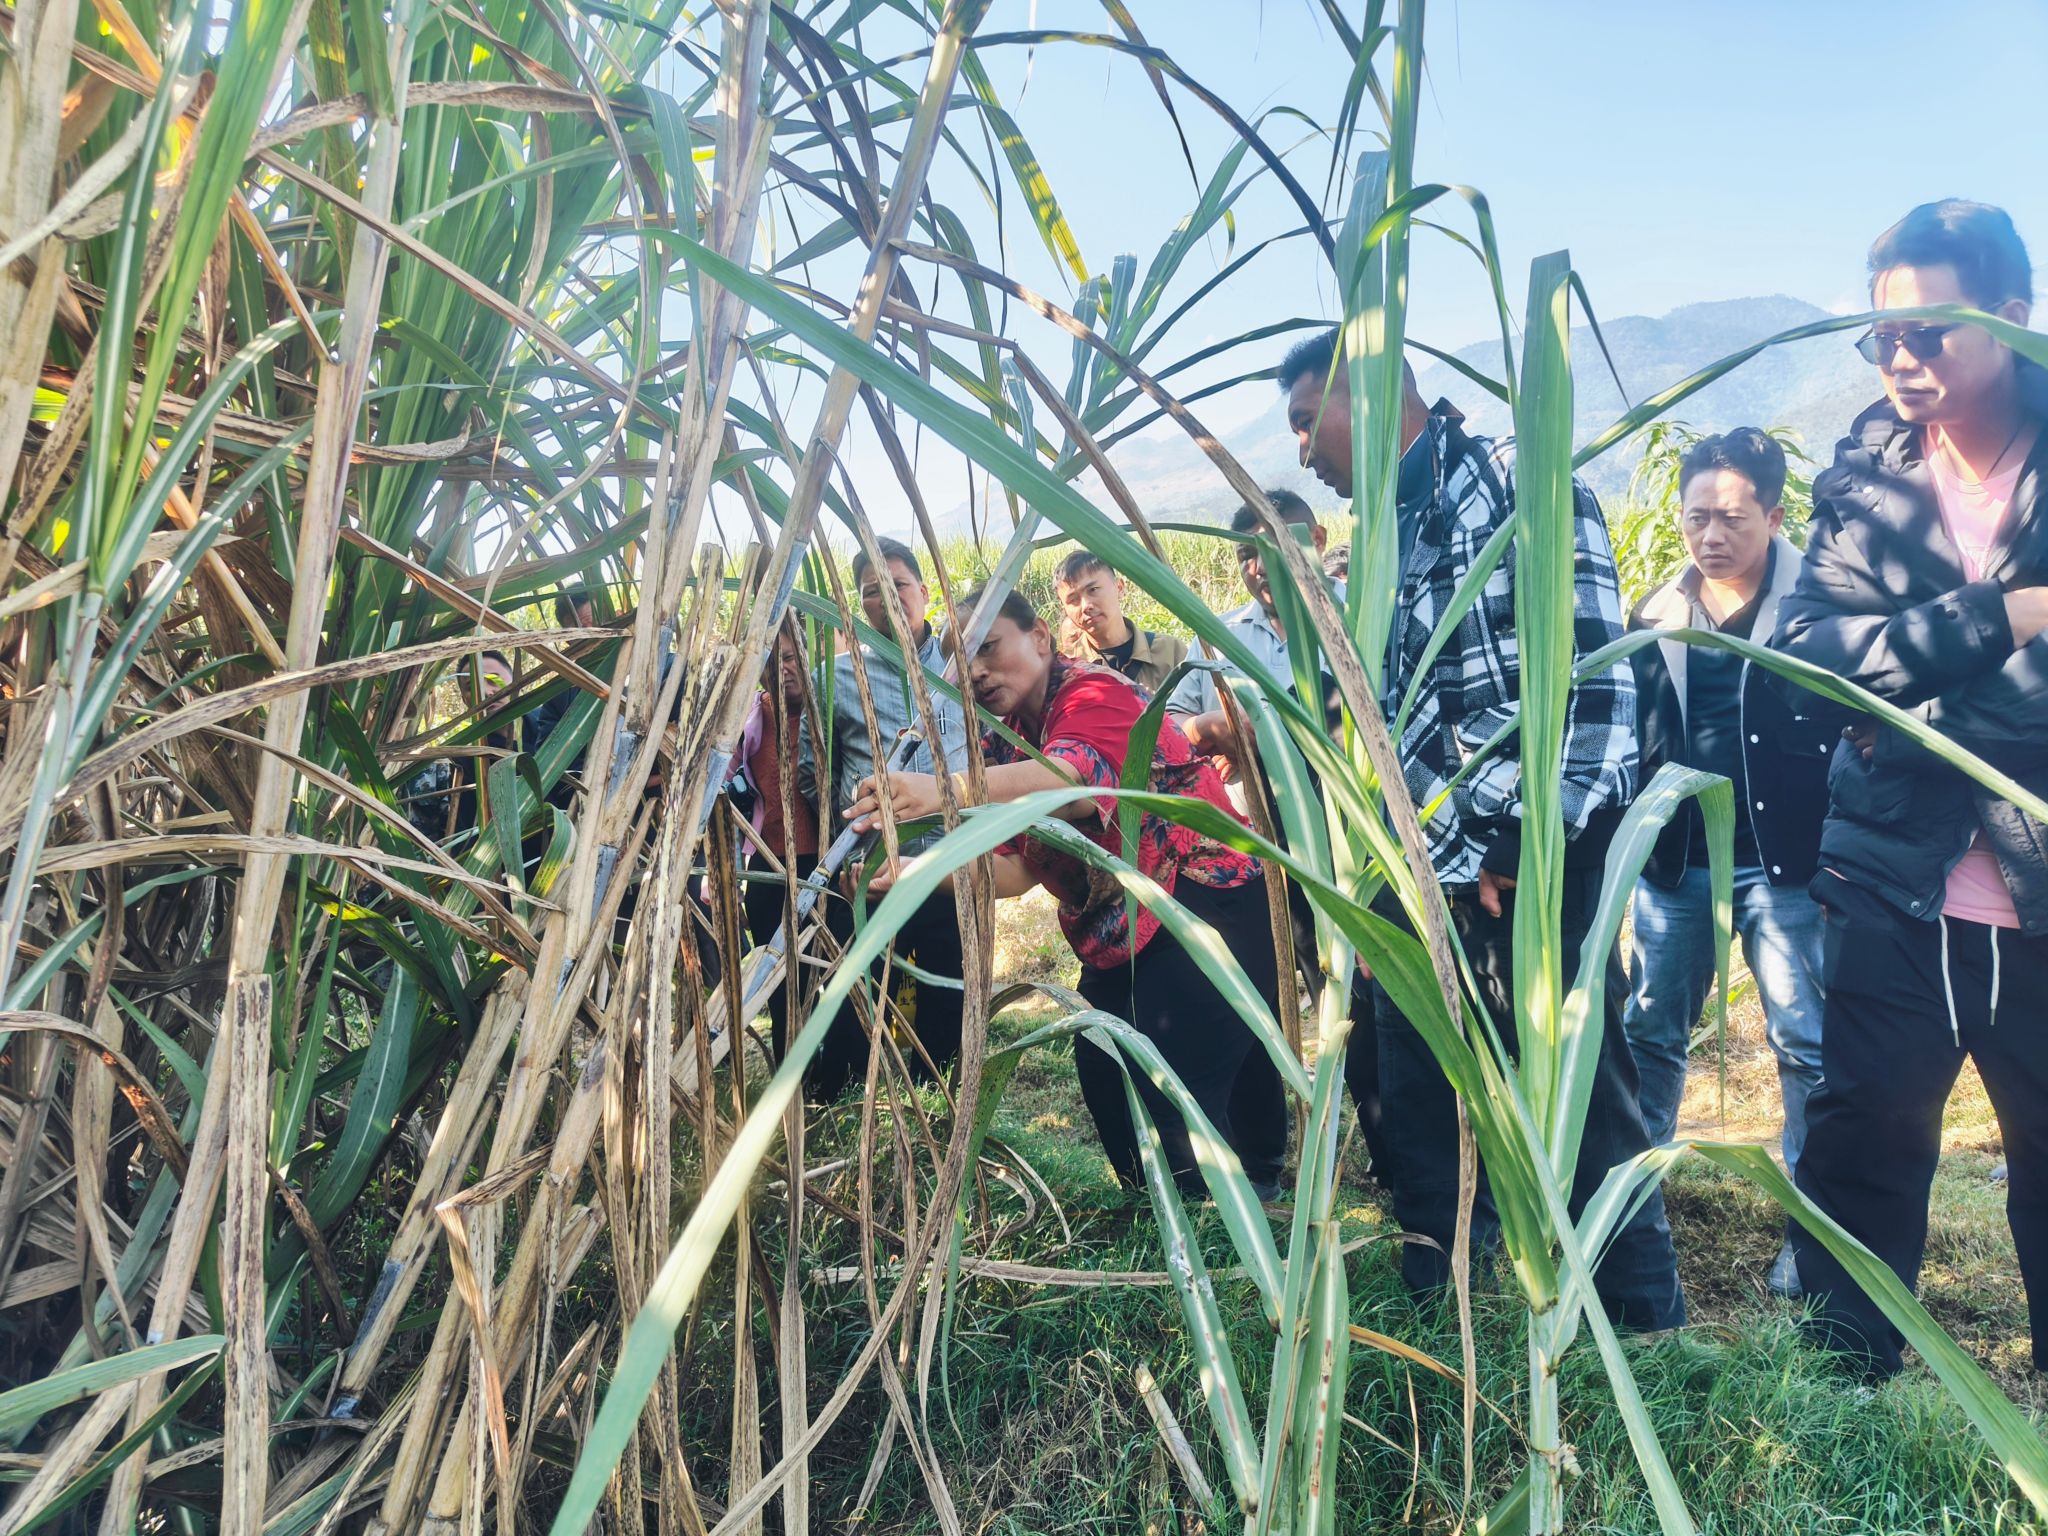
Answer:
[
  {"xmin": 701, "ymin": 1, "xmax": 2048, "ymax": 544},
  {"xmin": 972, "ymin": 0, "xmax": 2048, "ymax": 351}
]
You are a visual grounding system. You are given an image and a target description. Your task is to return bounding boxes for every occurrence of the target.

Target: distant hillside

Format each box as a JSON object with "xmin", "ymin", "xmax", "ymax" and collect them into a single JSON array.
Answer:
[
  {"xmin": 1407, "ymin": 294, "xmax": 1876, "ymax": 498},
  {"xmin": 955, "ymin": 294, "xmax": 1886, "ymax": 539}
]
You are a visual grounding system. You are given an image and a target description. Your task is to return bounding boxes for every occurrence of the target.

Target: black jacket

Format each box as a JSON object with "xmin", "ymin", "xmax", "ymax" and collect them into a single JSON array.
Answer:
[
  {"xmin": 1771, "ymin": 366, "xmax": 2048, "ymax": 932},
  {"xmin": 1631, "ymin": 536, "xmax": 1839, "ymax": 888}
]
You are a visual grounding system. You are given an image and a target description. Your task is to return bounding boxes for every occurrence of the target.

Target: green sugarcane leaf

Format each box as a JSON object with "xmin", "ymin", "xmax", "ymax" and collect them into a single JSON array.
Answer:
[
  {"xmin": 306, "ymin": 967, "xmax": 420, "ymax": 1227},
  {"xmin": 351, "ymin": 0, "xmax": 395, "ymax": 117},
  {"xmin": 1576, "ymin": 627, "xmax": 2048, "ymax": 828},
  {"xmin": 1696, "ymin": 1142, "xmax": 2048, "ymax": 1518},
  {"xmin": 1116, "ymin": 1054, "xmax": 1260, "ymax": 1513},
  {"xmin": 263, "ymin": 1468, "xmax": 350, "ymax": 1536},
  {"xmin": 111, "ymin": 985, "xmax": 207, "ymax": 1108},
  {"xmin": 484, "ymin": 753, "xmax": 525, "ymax": 894},
  {"xmin": 1509, "ymin": 249, "xmax": 1577, "ymax": 1153},
  {"xmin": 0, "ymin": 1336, "xmax": 222, "ymax": 1438},
  {"xmin": 108, "ymin": 0, "xmax": 306, "ymax": 556},
  {"xmin": 9, "ymin": 1355, "xmax": 219, "ymax": 1535},
  {"xmin": 1255, "ymin": 988, "xmax": 1357, "ymax": 1531},
  {"xmin": 273, "ymin": 916, "xmax": 342, "ymax": 1172},
  {"xmin": 1477, "ymin": 1467, "xmax": 1532, "ymax": 1535},
  {"xmin": 1550, "ymin": 762, "xmax": 1733, "ymax": 1180},
  {"xmin": 966, "ymin": 95, "xmax": 1087, "ymax": 284},
  {"xmin": 532, "ymin": 807, "xmax": 575, "ymax": 900},
  {"xmin": 1299, "ymin": 1219, "xmax": 1352, "ymax": 1536},
  {"xmin": 1121, "ymin": 137, "xmax": 1254, "ymax": 360},
  {"xmin": 1577, "ymin": 303, "xmax": 2048, "ymax": 470}
]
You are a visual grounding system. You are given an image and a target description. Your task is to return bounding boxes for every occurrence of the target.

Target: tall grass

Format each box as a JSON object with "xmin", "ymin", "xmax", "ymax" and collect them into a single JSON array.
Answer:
[{"xmin": 2, "ymin": 3, "xmax": 2046, "ymax": 1535}]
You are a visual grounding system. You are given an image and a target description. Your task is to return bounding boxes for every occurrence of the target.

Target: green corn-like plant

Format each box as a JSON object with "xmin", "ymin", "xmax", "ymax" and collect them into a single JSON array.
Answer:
[
  {"xmin": 7, "ymin": 1, "xmax": 2048, "ymax": 1531},
  {"xmin": 571, "ymin": 12, "xmax": 2048, "ymax": 1535}
]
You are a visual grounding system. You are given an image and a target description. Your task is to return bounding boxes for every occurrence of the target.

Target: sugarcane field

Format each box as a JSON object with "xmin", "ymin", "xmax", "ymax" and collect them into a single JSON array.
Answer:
[{"xmin": 6, "ymin": 2, "xmax": 2048, "ymax": 1532}]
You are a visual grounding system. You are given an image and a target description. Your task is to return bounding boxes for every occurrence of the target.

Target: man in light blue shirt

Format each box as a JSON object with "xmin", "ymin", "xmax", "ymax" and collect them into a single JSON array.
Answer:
[
  {"xmin": 802, "ymin": 537, "xmax": 969, "ymax": 1101},
  {"xmin": 831, "ymin": 539, "xmax": 970, "ymax": 854},
  {"xmin": 1169, "ymin": 490, "xmax": 1343, "ymax": 763},
  {"xmin": 1164, "ymin": 491, "xmax": 1380, "ymax": 1182}
]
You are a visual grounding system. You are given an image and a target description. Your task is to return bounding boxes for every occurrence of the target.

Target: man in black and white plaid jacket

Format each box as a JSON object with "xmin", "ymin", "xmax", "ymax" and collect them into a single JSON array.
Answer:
[
  {"xmin": 1278, "ymin": 329, "xmax": 1686, "ymax": 1333},
  {"xmin": 1382, "ymin": 417, "xmax": 1637, "ymax": 887}
]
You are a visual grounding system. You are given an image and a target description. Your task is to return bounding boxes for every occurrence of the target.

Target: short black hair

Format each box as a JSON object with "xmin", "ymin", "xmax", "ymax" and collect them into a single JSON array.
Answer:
[
  {"xmin": 1679, "ymin": 428, "xmax": 1788, "ymax": 511},
  {"xmin": 962, "ymin": 584, "xmax": 1041, "ymax": 634},
  {"xmin": 1869, "ymin": 200, "xmax": 2033, "ymax": 310},
  {"xmin": 1230, "ymin": 488, "xmax": 1317, "ymax": 535},
  {"xmin": 1053, "ymin": 548, "xmax": 1111, "ymax": 587},
  {"xmin": 554, "ymin": 584, "xmax": 596, "ymax": 625},
  {"xmin": 1277, "ymin": 328, "xmax": 1339, "ymax": 393},
  {"xmin": 853, "ymin": 535, "xmax": 922, "ymax": 584}
]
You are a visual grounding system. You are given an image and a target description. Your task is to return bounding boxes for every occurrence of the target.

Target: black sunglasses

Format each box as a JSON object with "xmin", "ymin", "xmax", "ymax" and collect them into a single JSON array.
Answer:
[{"xmin": 1855, "ymin": 323, "xmax": 1961, "ymax": 367}]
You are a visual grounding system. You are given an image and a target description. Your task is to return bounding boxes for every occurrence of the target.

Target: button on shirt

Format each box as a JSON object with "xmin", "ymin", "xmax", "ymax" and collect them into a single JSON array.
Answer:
[
  {"xmin": 1682, "ymin": 580, "xmax": 1762, "ymax": 868},
  {"xmin": 832, "ymin": 627, "xmax": 969, "ymax": 854}
]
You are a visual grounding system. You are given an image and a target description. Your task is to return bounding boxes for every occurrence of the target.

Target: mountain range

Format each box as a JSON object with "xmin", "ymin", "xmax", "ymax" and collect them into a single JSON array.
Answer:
[{"xmin": 947, "ymin": 294, "xmax": 1885, "ymax": 538}]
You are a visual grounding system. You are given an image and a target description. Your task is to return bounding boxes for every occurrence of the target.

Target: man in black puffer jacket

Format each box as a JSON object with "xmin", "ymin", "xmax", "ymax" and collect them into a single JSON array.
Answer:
[{"xmin": 1772, "ymin": 199, "xmax": 2048, "ymax": 1378}]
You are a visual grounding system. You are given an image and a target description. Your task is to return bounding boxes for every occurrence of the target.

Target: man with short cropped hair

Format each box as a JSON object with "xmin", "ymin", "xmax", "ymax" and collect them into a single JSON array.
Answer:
[
  {"xmin": 1773, "ymin": 199, "xmax": 2048, "ymax": 1377},
  {"xmin": 1279, "ymin": 329, "xmax": 1685, "ymax": 1332},
  {"xmin": 812, "ymin": 537, "xmax": 971, "ymax": 1099},
  {"xmin": 1162, "ymin": 489, "xmax": 1351, "ymax": 1182},
  {"xmin": 1054, "ymin": 549, "xmax": 1189, "ymax": 697},
  {"xmin": 1624, "ymin": 427, "xmax": 1836, "ymax": 1300},
  {"xmin": 1168, "ymin": 489, "xmax": 1342, "ymax": 760}
]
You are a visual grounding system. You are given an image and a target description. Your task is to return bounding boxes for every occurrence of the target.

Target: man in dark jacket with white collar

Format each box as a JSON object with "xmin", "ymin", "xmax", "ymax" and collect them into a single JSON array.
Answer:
[
  {"xmin": 1625, "ymin": 428, "xmax": 1839, "ymax": 1301},
  {"xmin": 1772, "ymin": 199, "xmax": 2048, "ymax": 1377}
]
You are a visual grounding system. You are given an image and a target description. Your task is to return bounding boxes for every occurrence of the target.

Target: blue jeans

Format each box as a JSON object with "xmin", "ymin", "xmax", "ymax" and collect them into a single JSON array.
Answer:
[{"xmin": 1624, "ymin": 865, "xmax": 1825, "ymax": 1174}]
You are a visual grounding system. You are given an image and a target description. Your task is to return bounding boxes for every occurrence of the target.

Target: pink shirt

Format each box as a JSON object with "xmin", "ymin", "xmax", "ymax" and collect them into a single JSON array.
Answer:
[{"xmin": 1928, "ymin": 437, "xmax": 2024, "ymax": 928}]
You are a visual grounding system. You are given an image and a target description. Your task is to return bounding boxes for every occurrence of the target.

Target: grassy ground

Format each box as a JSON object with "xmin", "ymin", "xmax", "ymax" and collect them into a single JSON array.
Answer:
[
  {"xmin": 777, "ymin": 524, "xmax": 2041, "ymax": 1526},
  {"xmin": 801, "ymin": 889, "xmax": 2041, "ymax": 1534},
  {"xmin": 728, "ymin": 518, "xmax": 2048, "ymax": 1529}
]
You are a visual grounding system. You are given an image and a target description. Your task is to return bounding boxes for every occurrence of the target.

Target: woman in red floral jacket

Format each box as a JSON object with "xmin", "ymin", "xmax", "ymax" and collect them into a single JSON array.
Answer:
[{"xmin": 847, "ymin": 588, "xmax": 1287, "ymax": 1198}]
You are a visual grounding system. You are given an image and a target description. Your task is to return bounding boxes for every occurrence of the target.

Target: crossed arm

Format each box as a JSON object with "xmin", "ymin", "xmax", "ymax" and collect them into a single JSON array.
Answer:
[{"xmin": 1775, "ymin": 495, "xmax": 2048, "ymax": 771}]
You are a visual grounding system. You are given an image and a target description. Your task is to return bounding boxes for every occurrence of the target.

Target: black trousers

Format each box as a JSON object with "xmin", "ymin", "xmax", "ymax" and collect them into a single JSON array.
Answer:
[
  {"xmin": 743, "ymin": 851, "xmax": 819, "ymax": 1067},
  {"xmin": 1375, "ymin": 870, "xmax": 1687, "ymax": 1331},
  {"xmin": 1287, "ymin": 879, "xmax": 1390, "ymax": 1181},
  {"xmin": 1792, "ymin": 878, "xmax": 2048, "ymax": 1376},
  {"xmin": 784, "ymin": 881, "xmax": 965, "ymax": 1103},
  {"xmin": 1074, "ymin": 879, "xmax": 1289, "ymax": 1195}
]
